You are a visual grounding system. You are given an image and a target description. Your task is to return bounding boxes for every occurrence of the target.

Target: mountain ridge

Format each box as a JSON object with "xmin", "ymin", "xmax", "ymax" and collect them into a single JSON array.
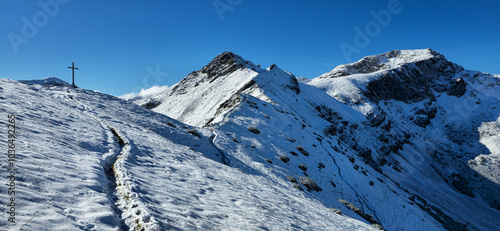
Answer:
[
  {"xmin": 131, "ymin": 48, "xmax": 500, "ymax": 230},
  {"xmin": 135, "ymin": 51, "xmax": 300, "ymax": 127}
]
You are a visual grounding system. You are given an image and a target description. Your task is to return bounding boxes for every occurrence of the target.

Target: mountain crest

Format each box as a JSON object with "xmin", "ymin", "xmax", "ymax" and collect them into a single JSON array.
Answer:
[{"xmin": 320, "ymin": 48, "xmax": 463, "ymax": 79}]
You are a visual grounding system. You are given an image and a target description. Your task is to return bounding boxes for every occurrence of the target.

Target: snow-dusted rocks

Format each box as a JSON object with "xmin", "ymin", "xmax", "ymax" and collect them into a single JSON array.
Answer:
[
  {"xmin": 317, "ymin": 49, "xmax": 459, "ymax": 78},
  {"xmin": 315, "ymin": 48, "xmax": 465, "ymax": 103}
]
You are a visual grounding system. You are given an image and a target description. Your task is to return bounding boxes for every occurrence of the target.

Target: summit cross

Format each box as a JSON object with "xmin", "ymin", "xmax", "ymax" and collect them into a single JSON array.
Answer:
[{"xmin": 67, "ymin": 62, "xmax": 79, "ymax": 87}]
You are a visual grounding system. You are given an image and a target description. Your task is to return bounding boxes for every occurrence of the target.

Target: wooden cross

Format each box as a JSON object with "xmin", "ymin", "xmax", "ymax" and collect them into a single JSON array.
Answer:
[{"xmin": 67, "ymin": 62, "xmax": 79, "ymax": 87}]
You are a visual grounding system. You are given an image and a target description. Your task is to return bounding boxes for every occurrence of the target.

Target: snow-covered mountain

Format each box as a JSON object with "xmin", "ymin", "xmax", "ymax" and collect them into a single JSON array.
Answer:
[
  {"xmin": 134, "ymin": 52, "xmax": 300, "ymax": 127},
  {"xmin": 134, "ymin": 49, "xmax": 500, "ymax": 231}
]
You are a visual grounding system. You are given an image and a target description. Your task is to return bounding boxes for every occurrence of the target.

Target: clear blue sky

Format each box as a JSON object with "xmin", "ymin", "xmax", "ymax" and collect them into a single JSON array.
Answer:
[{"xmin": 1, "ymin": 0, "xmax": 499, "ymax": 96}]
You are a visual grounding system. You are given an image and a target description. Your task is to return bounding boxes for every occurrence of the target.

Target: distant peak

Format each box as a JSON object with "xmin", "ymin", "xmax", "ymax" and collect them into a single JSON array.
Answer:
[
  {"xmin": 20, "ymin": 77, "xmax": 70, "ymax": 86},
  {"xmin": 320, "ymin": 48, "xmax": 459, "ymax": 78}
]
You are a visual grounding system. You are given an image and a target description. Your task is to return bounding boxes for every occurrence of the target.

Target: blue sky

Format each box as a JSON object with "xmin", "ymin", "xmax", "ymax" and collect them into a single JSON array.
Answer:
[{"xmin": 1, "ymin": 0, "xmax": 499, "ymax": 96}]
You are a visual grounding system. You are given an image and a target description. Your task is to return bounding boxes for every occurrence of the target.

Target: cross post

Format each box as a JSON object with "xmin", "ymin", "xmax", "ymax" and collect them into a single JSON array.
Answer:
[{"xmin": 68, "ymin": 62, "xmax": 79, "ymax": 87}]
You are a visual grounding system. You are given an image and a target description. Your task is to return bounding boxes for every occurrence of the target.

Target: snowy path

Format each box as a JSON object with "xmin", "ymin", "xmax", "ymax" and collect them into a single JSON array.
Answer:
[
  {"xmin": 68, "ymin": 97, "xmax": 127, "ymax": 230},
  {"xmin": 69, "ymin": 94, "xmax": 159, "ymax": 230}
]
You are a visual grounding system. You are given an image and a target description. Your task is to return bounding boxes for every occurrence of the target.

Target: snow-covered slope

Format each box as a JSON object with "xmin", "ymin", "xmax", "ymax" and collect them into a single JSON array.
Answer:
[
  {"xmin": 136, "ymin": 49, "xmax": 500, "ymax": 231},
  {"xmin": 0, "ymin": 78, "xmax": 374, "ymax": 230}
]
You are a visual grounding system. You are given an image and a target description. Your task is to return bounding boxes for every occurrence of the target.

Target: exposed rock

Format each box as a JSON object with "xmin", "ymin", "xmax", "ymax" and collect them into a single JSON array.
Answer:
[
  {"xmin": 365, "ymin": 68, "xmax": 434, "ymax": 103},
  {"xmin": 201, "ymin": 51, "xmax": 253, "ymax": 82},
  {"xmin": 321, "ymin": 49, "xmax": 465, "ymax": 103},
  {"xmin": 366, "ymin": 109, "xmax": 387, "ymax": 127},
  {"xmin": 447, "ymin": 78, "xmax": 467, "ymax": 97},
  {"xmin": 299, "ymin": 176, "xmax": 322, "ymax": 192},
  {"xmin": 450, "ymin": 173, "xmax": 474, "ymax": 197},
  {"xmin": 141, "ymin": 98, "xmax": 162, "ymax": 110},
  {"xmin": 413, "ymin": 106, "xmax": 438, "ymax": 128}
]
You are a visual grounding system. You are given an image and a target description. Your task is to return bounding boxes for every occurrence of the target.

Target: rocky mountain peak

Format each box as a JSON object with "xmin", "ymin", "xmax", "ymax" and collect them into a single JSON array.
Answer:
[
  {"xmin": 200, "ymin": 51, "xmax": 257, "ymax": 80},
  {"xmin": 210, "ymin": 51, "xmax": 244, "ymax": 65},
  {"xmin": 320, "ymin": 48, "xmax": 462, "ymax": 79},
  {"xmin": 312, "ymin": 49, "xmax": 467, "ymax": 103}
]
